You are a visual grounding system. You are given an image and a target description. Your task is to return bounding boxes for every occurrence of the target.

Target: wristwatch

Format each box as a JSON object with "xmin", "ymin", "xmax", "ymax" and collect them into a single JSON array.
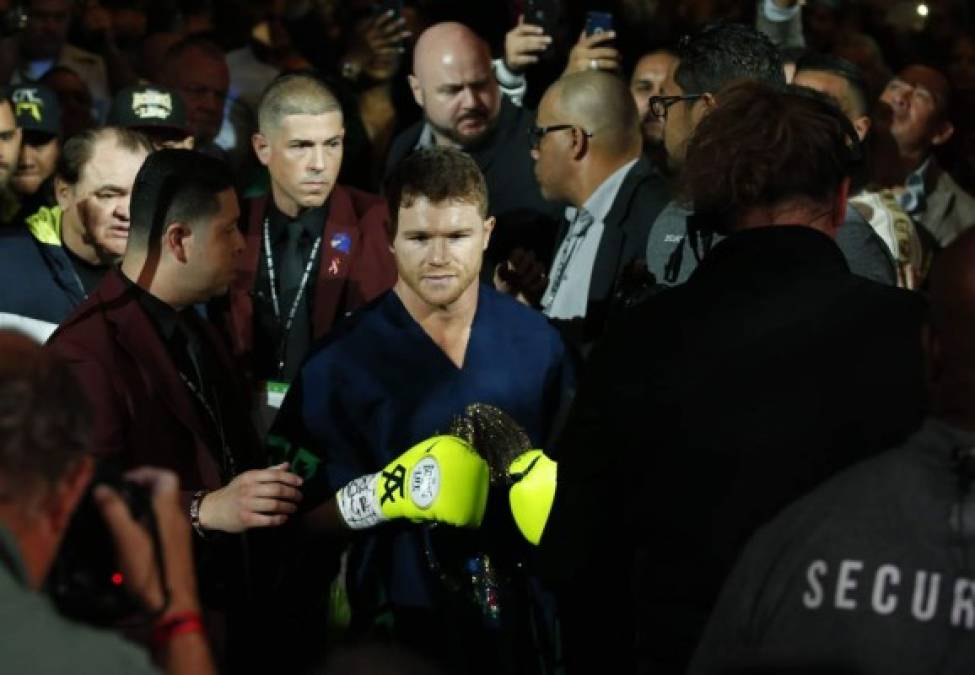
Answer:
[
  {"xmin": 341, "ymin": 59, "xmax": 363, "ymax": 83},
  {"xmin": 189, "ymin": 490, "xmax": 208, "ymax": 539}
]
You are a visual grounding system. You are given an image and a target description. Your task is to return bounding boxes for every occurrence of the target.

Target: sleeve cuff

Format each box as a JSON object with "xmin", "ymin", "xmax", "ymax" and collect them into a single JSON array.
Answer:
[
  {"xmin": 764, "ymin": 0, "xmax": 801, "ymax": 22},
  {"xmin": 493, "ymin": 57, "xmax": 527, "ymax": 89}
]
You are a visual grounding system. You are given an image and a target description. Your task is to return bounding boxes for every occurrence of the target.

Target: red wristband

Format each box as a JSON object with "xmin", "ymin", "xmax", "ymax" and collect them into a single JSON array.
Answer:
[{"xmin": 151, "ymin": 611, "xmax": 205, "ymax": 650}]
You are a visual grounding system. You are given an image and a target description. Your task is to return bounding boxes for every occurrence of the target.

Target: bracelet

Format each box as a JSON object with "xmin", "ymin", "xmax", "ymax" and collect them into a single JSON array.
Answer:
[
  {"xmin": 189, "ymin": 490, "xmax": 208, "ymax": 539},
  {"xmin": 151, "ymin": 611, "xmax": 205, "ymax": 650}
]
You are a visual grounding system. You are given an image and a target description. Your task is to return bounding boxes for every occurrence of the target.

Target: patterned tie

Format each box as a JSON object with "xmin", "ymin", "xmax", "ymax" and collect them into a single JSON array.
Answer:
[{"xmin": 541, "ymin": 208, "xmax": 595, "ymax": 311}]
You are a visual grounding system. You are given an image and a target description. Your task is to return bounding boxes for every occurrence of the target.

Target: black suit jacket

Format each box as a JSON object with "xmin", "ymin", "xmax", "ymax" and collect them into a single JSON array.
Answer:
[
  {"xmin": 540, "ymin": 226, "xmax": 927, "ymax": 674},
  {"xmin": 551, "ymin": 157, "xmax": 669, "ymax": 350}
]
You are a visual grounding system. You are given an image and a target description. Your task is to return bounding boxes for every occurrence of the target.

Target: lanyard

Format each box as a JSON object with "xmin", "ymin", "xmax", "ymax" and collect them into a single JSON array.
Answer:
[
  {"xmin": 177, "ymin": 369, "xmax": 236, "ymax": 478},
  {"xmin": 262, "ymin": 216, "xmax": 322, "ymax": 373}
]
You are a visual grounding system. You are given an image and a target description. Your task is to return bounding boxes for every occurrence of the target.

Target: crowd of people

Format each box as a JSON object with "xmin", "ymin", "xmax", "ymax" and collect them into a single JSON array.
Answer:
[{"xmin": 0, "ymin": 0, "xmax": 973, "ymax": 673}]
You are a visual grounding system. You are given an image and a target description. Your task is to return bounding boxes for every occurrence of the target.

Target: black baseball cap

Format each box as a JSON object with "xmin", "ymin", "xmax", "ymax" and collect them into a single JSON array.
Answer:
[
  {"xmin": 9, "ymin": 84, "xmax": 61, "ymax": 137},
  {"xmin": 108, "ymin": 84, "xmax": 190, "ymax": 135}
]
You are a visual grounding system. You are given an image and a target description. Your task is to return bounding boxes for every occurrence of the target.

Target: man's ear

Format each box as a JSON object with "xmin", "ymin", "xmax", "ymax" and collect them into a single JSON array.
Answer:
[
  {"xmin": 54, "ymin": 177, "xmax": 73, "ymax": 211},
  {"xmin": 408, "ymin": 74, "xmax": 424, "ymax": 108},
  {"xmin": 163, "ymin": 221, "xmax": 192, "ymax": 264},
  {"xmin": 853, "ymin": 115, "xmax": 872, "ymax": 142},
  {"xmin": 931, "ymin": 119, "xmax": 955, "ymax": 147},
  {"xmin": 832, "ymin": 176, "xmax": 851, "ymax": 229},
  {"xmin": 252, "ymin": 132, "xmax": 271, "ymax": 166},
  {"xmin": 699, "ymin": 92, "xmax": 717, "ymax": 114},
  {"xmin": 482, "ymin": 216, "xmax": 496, "ymax": 250},
  {"xmin": 45, "ymin": 456, "xmax": 94, "ymax": 536},
  {"xmin": 570, "ymin": 126, "xmax": 590, "ymax": 160}
]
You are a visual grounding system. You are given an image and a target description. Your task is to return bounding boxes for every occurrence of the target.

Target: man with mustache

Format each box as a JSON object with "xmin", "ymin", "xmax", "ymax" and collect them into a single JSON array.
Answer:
[
  {"xmin": 218, "ymin": 74, "xmax": 395, "ymax": 393},
  {"xmin": 0, "ymin": 127, "xmax": 151, "ymax": 338},
  {"xmin": 386, "ymin": 22, "xmax": 563, "ymax": 279},
  {"xmin": 630, "ymin": 49, "xmax": 678, "ymax": 173}
]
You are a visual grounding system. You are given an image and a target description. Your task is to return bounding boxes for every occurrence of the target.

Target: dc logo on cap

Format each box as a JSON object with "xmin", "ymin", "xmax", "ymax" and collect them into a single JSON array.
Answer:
[{"xmin": 12, "ymin": 88, "xmax": 43, "ymax": 122}]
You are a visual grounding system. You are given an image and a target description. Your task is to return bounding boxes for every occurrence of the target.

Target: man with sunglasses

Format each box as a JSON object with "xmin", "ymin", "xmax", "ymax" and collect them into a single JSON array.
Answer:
[{"xmin": 527, "ymin": 69, "xmax": 669, "ymax": 351}]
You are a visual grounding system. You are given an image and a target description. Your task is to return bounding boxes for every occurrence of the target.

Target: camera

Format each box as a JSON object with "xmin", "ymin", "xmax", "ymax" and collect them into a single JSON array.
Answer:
[{"xmin": 47, "ymin": 464, "xmax": 157, "ymax": 626}]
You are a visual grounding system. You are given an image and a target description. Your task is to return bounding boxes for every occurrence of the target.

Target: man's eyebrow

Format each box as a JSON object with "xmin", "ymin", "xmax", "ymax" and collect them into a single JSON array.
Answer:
[{"xmin": 94, "ymin": 184, "xmax": 128, "ymax": 194}]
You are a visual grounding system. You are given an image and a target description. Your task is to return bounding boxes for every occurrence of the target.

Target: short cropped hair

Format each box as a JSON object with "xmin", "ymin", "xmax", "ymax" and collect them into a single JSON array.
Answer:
[
  {"xmin": 796, "ymin": 53, "xmax": 870, "ymax": 118},
  {"xmin": 675, "ymin": 23, "xmax": 785, "ymax": 95},
  {"xmin": 0, "ymin": 332, "xmax": 89, "ymax": 498},
  {"xmin": 57, "ymin": 126, "xmax": 152, "ymax": 186},
  {"xmin": 681, "ymin": 80, "xmax": 859, "ymax": 232},
  {"xmin": 127, "ymin": 149, "xmax": 235, "ymax": 251},
  {"xmin": 384, "ymin": 147, "xmax": 489, "ymax": 237},
  {"xmin": 257, "ymin": 73, "xmax": 342, "ymax": 135}
]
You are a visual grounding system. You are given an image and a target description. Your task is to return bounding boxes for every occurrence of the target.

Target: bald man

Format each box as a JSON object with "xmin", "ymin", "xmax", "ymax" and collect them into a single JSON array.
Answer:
[
  {"xmin": 387, "ymin": 22, "xmax": 563, "ymax": 275},
  {"xmin": 528, "ymin": 70, "xmax": 668, "ymax": 349},
  {"xmin": 878, "ymin": 64, "xmax": 975, "ymax": 246},
  {"xmin": 691, "ymin": 230, "xmax": 975, "ymax": 674}
]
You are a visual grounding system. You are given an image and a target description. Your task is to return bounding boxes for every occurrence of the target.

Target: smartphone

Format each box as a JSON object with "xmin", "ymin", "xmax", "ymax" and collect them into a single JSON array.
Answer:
[
  {"xmin": 372, "ymin": 0, "xmax": 403, "ymax": 19},
  {"xmin": 584, "ymin": 11, "xmax": 614, "ymax": 37},
  {"xmin": 525, "ymin": 0, "xmax": 561, "ymax": 36}
]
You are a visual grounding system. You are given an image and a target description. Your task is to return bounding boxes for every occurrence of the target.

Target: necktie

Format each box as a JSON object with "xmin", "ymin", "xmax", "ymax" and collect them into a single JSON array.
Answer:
[
  {"xmin": 541, "ymin": 208, "xmax": 595, "ymax": 311},
  {"xmin": 278, "ymin": 219, "xmax": 312, "ymax": 379}
]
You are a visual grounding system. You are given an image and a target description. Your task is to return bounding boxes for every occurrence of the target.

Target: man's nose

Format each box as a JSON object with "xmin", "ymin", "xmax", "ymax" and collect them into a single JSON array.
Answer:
[
  {"xmin": 428, "ymin": 237, "xmax": 448, "ymax": 263},
  {"xmin": 309, "ymin": 146, "xmax": 326, "ymax": 172},
  {"xmin": 116, "ymin": 197, "xmax": 130, "ymax": 222},
  {"xmin": 460, "ymin": 86, "xmax": 477, "ymax": 108}
]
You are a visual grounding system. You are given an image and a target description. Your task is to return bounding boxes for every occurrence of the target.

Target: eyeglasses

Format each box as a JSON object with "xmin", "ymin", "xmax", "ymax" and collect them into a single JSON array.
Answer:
[
  {"xmin": 528, "ymin": 123, "xmax": 593, "ymax": 149},
  {"xmin": 648, "ymin": 94, "xmax": 705, "ymax": 118}
]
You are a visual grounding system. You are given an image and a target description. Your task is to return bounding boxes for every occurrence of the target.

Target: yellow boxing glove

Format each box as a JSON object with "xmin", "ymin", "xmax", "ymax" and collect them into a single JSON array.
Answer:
[
  {"xmin": 508, "ymin": 450, "xmax": 558, "ymax": 545},
  {"xmin": 336, "ymin": 435, "xmax": 489, "ymax": 530}
]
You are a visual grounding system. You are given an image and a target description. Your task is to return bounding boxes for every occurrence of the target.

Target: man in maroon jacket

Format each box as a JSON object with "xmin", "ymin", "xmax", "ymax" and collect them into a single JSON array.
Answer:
[
  {"xmin": 47, "ymin": 149, "xmax": 303, "ymax": 670},
  {"xmin": 224, "ymin": 73, "xmax": 396, "ymax": 388}
]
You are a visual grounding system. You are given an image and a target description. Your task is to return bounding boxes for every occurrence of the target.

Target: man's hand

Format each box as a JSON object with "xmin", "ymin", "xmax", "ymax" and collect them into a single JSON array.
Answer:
[
  {"xmin": 494, "ymin": 247, "xmax": 548, "ymax": 306},
  {"xmin": 345, "ymin": 10, "xmax": 412, "ymax": 82},
  {"xmin": 563, "ymin": 30, "xmax": 620, "ymax": 75},
  {"xmin": 198, "ymin": 463, "xmax": 303, "ymax": 534},
  {"xmin": 504, "ymin": 15, "xmax": 552, "ymax": 74},
  {"xmin": 94, "ymin": 467, "xmax": 198, "ymax": 614}
]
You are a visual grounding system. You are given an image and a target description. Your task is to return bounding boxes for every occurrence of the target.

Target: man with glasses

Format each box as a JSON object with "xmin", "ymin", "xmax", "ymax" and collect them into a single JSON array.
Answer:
[
  {"xmin": 526, "ymin": 70, "xmax": 668, "ymax": 351},
  {"xmin": 644, "ymin": 23, "xmax": 786, "ymax": 286}
]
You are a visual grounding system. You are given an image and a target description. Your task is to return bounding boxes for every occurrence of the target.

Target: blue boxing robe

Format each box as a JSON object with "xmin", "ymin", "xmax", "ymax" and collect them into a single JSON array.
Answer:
[{"xmin": 273, "ymin": 283, "xmax": 574, "ymax": 611}]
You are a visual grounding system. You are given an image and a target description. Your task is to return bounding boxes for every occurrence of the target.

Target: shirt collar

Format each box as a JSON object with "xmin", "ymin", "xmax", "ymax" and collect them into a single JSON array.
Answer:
[
  {"xmin": 415, "ymin": 123, "xmax": 437, "ymax": 151},
  {"xmin": 0, "ymin": 523, "xmax": 29, "ymax": 587},
  {"xmin": 899, "ymin": 156, "xmax": 932, "ymax": 214},
  {"xmin": 564, "ymin": 158, "xmax": 639, "ymax": 226},
  {"xmin": 268, "ymin": 200, "xmax": 328, "ymax": 243},
  {"xmin": 122, "ymin": 273, "xmax": 185, "ymax": 343}
]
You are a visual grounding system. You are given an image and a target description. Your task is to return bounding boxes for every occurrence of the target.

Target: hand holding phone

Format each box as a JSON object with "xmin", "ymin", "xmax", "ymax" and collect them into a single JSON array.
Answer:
[
  {"xmin": 584, "ymin": 11, "xmax": 614, "ymax": 37},
  {"xmin": 564, "ymin": 16, "xmax": 620, "ymax": 76},
  {"xmin": 504, "ymin": 14, "xmax": 554, "ymax": 74}
]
